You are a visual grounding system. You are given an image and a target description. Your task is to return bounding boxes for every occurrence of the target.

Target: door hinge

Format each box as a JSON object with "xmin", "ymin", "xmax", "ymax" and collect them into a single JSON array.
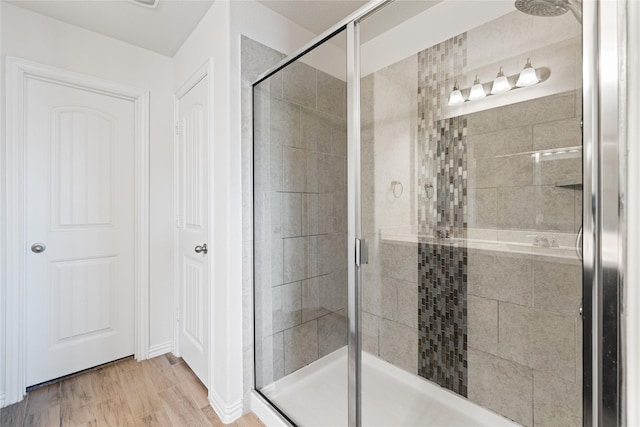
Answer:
[
  {"xmin": 175, "ymin": 215, "xmax": 181, "ymax": 228},
  {"xmin": 175, "ymin": 122, "xmax": 180, "ymax": 135},
  {"xmin": 355, "ymin": 238, "xmax": 368, "ymax": 267},
  {"xmin": 175, "ymin": 309, "xmax": 180, "ymax": 322}
]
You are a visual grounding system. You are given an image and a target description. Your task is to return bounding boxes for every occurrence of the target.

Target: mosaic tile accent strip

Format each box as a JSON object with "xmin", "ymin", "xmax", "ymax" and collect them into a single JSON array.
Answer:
[{"xmin": 416, "ymin": 34, "xmax": 468, "ymax": 397}]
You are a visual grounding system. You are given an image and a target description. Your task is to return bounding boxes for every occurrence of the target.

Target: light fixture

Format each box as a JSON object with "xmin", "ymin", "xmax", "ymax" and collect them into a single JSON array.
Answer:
[
  {"xmin": 490, "ymin": 67, "xmax": 511, "ymax": 94},
  {"xmin": 516, "ymin": 58, "xmax": 539, "ymax": 87},
  {"xmin": 128, "ymin": 0, "xmax": 159, "ymax": 8},
  {"xmin": 468, "ymin": 75, "xmax": 486, "ymax": 101},
  {"xmin": 447, "ymin": 82, "xmax": 464, "ymax": 106}
]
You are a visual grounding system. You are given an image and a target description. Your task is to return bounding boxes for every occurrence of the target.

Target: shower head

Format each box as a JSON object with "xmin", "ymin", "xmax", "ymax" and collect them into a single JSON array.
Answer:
[{"xmin": 515, "ymin": 0, "xmax": 582, "ymax": 23}]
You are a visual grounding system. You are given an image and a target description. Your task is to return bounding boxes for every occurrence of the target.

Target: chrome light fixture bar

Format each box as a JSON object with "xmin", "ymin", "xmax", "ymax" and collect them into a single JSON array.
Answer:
[
  {"xmin": 447, "ymin": 61, "xmax": 550, "ymax": 105},
  {"xmin": 516, "ymin": 58, "xmax": 540, "ymax": 86},
  {"xmin": 491, "ymin": 67, "xmax": 512, "ymax": 94}
]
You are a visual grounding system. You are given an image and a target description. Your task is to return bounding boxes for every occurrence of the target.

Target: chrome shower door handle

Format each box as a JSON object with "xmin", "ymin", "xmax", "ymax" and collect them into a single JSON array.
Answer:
[
  {"xmin": 194, "ymin": 243, "xmax": 208, "ymax": 255},
  {"xmin": 31, "ymin": 242, "xmax": 46, "ymax": 253},
  {"xmin": 575, "ymin": 226, "xmax": 583, "ymax": 260}
]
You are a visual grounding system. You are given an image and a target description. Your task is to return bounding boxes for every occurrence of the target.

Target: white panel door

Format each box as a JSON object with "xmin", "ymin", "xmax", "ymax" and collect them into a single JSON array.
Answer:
[
  {"xmin": 25, "ymin": 77, "xmax": 135, "ymax": 386},
  {"xmin": 177, "ymin": 76, "xmax": 209, "ymax": 386}
]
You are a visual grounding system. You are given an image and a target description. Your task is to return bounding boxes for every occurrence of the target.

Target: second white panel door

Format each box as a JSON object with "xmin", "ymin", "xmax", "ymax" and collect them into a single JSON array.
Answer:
[{"xmin": 177, "ymin": 75, "xmax": 210, "ymax": 387}]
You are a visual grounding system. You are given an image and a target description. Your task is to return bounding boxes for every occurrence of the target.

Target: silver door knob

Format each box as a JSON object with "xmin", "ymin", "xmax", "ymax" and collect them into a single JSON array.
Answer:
[
  {"xmin": 31, "ymin": 243, "xmax": 46, "ymax": 253},
  {"xmin": 194, "ymin": 243, "xmax": 208, "ymax": 254}
]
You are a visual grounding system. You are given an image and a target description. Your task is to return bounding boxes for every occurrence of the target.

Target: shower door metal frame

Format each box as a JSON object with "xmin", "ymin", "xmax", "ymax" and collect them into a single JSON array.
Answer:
[
  {"xmin": 583, "ymin": 0, "xmax": 626, "ymax": 425},
  {"xmin": 250, "ymin": 0, "xmax": 625, "ymax": 425}
]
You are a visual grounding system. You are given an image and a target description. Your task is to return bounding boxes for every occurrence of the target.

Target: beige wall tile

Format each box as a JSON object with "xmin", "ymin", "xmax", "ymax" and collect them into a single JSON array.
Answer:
[
  {"xmin": 498, "ymin": 302, "xmax": 534, "ymax": 367},
  {"xmin": 537, "ymin": 156, "xmax": 581, "ymax": 187},
  {"xmin": 468, "ymin": 126, "xmax": 533, "ymax": 159},
  {"xmin": 379, "ymin": 319, "xmax": 418, "ymax": 374},
  {"xmin": 533, "ymin": 260, "xmax": 582, "ymax": 316},
  {"xmin": 301, "ymin": 108, "xmax": 332, "ymax": 153},
  {"xmin": 270, "ymin": 97, "xmax": 301, "ymax": 149},
  {"xmin": 497, "ymin": 186, "xmax": 537, "ymax": 229},
  {"xmin": 533, "ymin": 117, "xmax": 582, "ymax": 151},
  {"xmin": 468, "ymin": 349, "xmax": 533, "ymax": 427},
  {"xmin": 317, "ymin": 71, "xmax": 346, "ymax": 119},
  {"xmin": 302, "ymin": 193, "xmax": 333, "ymax": 236},
  {"xmin": 535, "ymin": 186, "xmax": 576, "ymax": 232},
  {"xmin": 474, "ymin": 155, "xmax": 534, "ymax": 189},
  {"xmin": 283, "ymin": 236, "xmax": 317, "ymax": 283},
  {"xmin": 381, "ymin": 242, "xmax": 418, "ymax": 283},
  {"xmin": 362, "ymin": 272, "xmax": 381, "ymax": 317},
  {"xmin": 282, "ymin": 61, "xmax": 317, "ymax": 109},
  {"xmin": 240, "ymin": 36, "xmax": 285, "ymax": 83},
  {"xmin": 468, "ymin": 295, "xmax": 498, "ymax": 355},
  {"xmin": 396, "ymin": 280, "xmax": 418, "ymax": 329},
  {"xmin": 468, "ymin": 188, "xmax": 498, "ymax": 228},
  {"xmin": 496, "ymin": 92, "xmax": 575, "ymax": 129},
  {"xmin": 318, "ymin": 312, "xmax": 347, "ymax": 358},
  {"xmin": 380, "ymin": 277, "xmax": 399, "ymax": 322},
  {"xmin": 283, "ymin": 147, "xmax": 306, "ymax": 193},
  {"xmin": 331, "ymin": 123, "xmax": 347, "ymax": 157},
  {"xmin": 284, "ymin": 321, "xmax": 318, "ymax": 375},
  {"xmin": 466, "ymin": 108, "xmax": 499, "ymax": 136},
  {"xmin": 468, "ymin": 251, "xmax": 533, "ymax": 306},
  {"xmin": 281, "ymin": 193, "xmax": 301, "ymax": 238},
  {"xmin": 301, "ymin": 277, "xmax": 331, "ymax": 323},
  {"xmin": 362, "ymin": 311, "xmax": 380, "ymax": 356},
  {"xmin": 531, "ymin": 310, "xmax": 576, "ymax": 382},
  {"xmin": 533, "ymin": 371, "xmax": 582, "ymax": 427},
  {"xmin": 497, "ymin": 302, "xmax": 576, "ymax": 382},
  {"xmin": 272, "ymin": 282, "xmax": 302, "ymax": 333}
]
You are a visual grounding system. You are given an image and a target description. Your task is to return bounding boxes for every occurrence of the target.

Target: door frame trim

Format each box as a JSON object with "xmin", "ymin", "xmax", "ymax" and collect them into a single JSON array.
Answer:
[
  {"xmin": 3, "ymin": 56, "xmax": 150, "ymax": 405},
  {"xmin": 172, "ymin": 58, "xmax": 214, "ymax": 388}
]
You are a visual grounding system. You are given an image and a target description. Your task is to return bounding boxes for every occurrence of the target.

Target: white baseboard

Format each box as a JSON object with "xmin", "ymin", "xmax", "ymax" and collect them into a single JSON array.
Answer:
[
  {"xmin": 249, "ymin": 391, "xmax": 289, "ymax": 427},
  {"xmin": 0, "ymin": 393, "xmax": 5, "ymax": 409},
  {"xmin": 148, "ymin": 341, "xmax": 173, "ymax": 358},
  {"xmin": 208, "ymin": 388, "xmax": 243, "ymax": 424}
]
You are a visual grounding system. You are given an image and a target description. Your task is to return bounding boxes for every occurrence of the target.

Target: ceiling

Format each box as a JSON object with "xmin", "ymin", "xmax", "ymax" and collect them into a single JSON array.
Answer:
[
  {"xmin": 4, "ymin": 0, "xmax": 369, "ymax": 57},
  {"xmin": 4, "ymin": 0, "xmax": 216, "ymax": 56},
  {"xmin": 257, "ymin": 0, "xmax": 367, "ymax": 35}
]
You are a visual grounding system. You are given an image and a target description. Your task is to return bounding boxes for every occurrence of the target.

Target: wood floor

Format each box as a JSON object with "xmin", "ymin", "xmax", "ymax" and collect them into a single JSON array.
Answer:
[{"xmin": 0, "ymin": 354, "xmax": 265, "ymax": 427}]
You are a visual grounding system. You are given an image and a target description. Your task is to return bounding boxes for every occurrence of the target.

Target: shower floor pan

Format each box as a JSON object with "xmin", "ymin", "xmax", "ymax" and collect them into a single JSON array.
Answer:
[{"xmin": 262, "ymin": 347, "xmax": 519, "ymax": 427}]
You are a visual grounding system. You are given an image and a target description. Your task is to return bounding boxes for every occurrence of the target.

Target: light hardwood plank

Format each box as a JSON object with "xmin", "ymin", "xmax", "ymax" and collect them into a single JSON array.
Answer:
[
  {"xmin": 11, "ymin": 354, "xmax": 264, "ymax": 427},
  {"xmin": 158, "ymin": 385, "xmax": 210, "ymax": 426},
  {"xmin": 92, "ymin": 396, "xmax": 134, "ymax": 427},
  {"xmin": 200, "ymin": 405, "xmax": 226, "ymax": 427},
  {"xmin": 60, "ymin": 403, "xmax": 96, "ymax": 426},
  {"xmin": 0, "ymin": 399, "xmax": 27, "ymax": 426},
  {"xmin": 25, "ymin": 383, "xmax": 61, "ymax": 418},
  {"xmin": 90, "ymin": 366, "xmax": 123, "ymax": 404},
  {"xmin": 24, "ymin": 404, "xmax": 61, "ymax": 427},
  {"xmin": 236, "ymin": 412, "xmax": 265, "ymax": 427}
]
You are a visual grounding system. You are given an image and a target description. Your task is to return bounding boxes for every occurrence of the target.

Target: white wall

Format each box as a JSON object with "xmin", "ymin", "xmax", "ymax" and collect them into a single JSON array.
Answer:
[
  {"xmin": 172, "ymin": 0, "xmax": 238, "ymax": 419},
  {"xmin": 0, "ymin": 2, "xmax": 175, "ymax": 403},
  {"xmin": 173, "ymin": 0, "xmax": 325, "ymax": 420}
]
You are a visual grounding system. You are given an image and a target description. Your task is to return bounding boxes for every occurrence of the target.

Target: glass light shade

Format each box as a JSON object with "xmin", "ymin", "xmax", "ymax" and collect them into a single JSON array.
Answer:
[
  {"xmin": 516, "ymin": 59, "xmax": 539, "ymax": 87},
  {"xmin": 468, "ymin": 76, "xmax": 486, "ymax": 101},
  {"xmin": 448, "ymin": 89, "xmax": 464, "ymax": 106},
  {"xmin": 491, "ymin": 69, "xmax": 511, "ymax": 94}
]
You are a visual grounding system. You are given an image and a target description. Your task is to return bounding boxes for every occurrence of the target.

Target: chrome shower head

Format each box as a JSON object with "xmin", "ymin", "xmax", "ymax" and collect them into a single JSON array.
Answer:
[
  {"xmin": 515, "ymin": 0, "xmax": 582, "ymax": 22},
  {"xmin": 515, "ymin": 0, "xmax": 568, "ymax": 17}
]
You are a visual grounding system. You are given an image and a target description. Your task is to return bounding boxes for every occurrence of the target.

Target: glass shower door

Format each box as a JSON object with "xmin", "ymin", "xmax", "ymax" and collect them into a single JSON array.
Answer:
[
  {"xmin": 358, "ymin": 1, "xmax": 583, "ymax": 426},
  {"xmin": 253, "ymin": 30, "xmax": 349, "ymax": 427}
]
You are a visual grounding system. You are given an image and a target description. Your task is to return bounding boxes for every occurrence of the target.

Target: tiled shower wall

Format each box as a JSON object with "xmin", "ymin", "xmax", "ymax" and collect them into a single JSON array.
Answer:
[
  {"xmin": 361, "ymin": 47, "xmax": 582, "ymax": 427},
  {"xmin": 360, "ymin": 55, "xmax": 421, "ymax": 374},
  {"xmin": 416, "ymin": 35, "xmax": 468, "ymax": 396},
  {"xmin": 465, "ymin": 91, "xmax": 583, "ymax": 427},
  {"xmin": 252, "ymin": 49, "xmax": 348, "ymax": 388}
]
